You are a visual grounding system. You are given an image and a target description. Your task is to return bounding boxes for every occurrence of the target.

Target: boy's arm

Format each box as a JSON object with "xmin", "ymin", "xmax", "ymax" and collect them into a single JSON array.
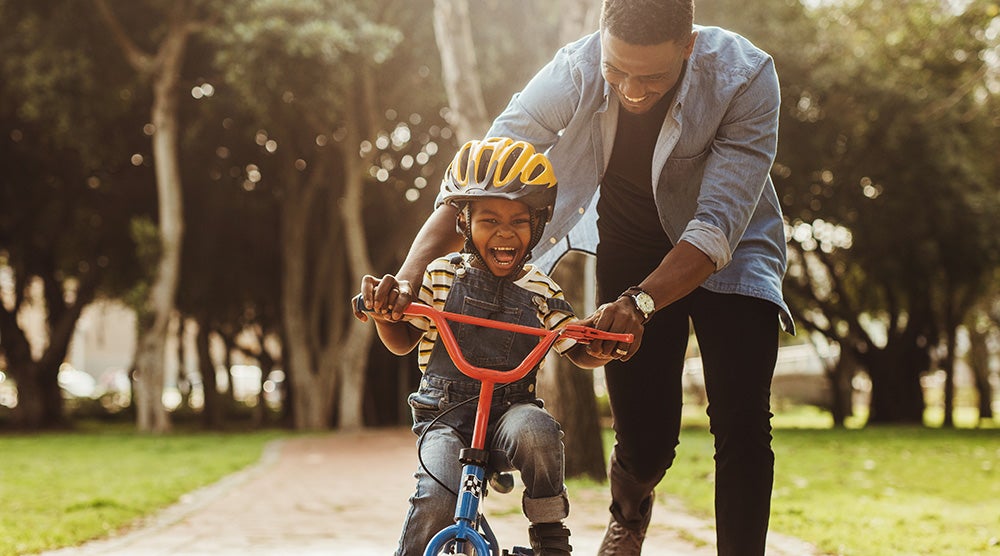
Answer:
[
  {"xmin": 355, "ymin": 273, "xmax": 426, "ymax": 354},
  {"xmin": 372, "ymin": 319, "xmax": 423, "ymax": 356}
]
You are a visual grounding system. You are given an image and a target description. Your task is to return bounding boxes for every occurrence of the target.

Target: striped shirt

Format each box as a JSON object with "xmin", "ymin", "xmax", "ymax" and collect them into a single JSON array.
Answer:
[{"xmin": 409, "ymin": 254, "xmax": 576, "ymax": 373}]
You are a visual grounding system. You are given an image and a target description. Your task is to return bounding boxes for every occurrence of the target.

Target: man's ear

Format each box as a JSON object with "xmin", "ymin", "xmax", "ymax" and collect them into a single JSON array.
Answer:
[{"xmin": 455, "ymin": 211, "xmax": 468, "ymax": 235}]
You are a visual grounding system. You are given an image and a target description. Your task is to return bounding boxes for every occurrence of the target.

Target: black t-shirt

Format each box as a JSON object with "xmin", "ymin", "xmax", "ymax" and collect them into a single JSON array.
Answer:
[{"xmin": 597, "ymin": 75, "xmax": 682, "ymax": 260}]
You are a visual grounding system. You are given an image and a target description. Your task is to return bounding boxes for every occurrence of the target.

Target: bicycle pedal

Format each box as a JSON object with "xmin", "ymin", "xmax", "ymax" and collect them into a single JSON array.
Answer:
[{"xmin": 488, "ymin": 471, "xmax": 515, "ymax": 494}]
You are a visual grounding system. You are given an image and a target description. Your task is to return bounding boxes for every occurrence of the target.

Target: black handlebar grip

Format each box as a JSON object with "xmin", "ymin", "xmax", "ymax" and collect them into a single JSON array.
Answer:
[{"xmin": 354, "ymin": 294, "xmax": 370, "ymax": 313}]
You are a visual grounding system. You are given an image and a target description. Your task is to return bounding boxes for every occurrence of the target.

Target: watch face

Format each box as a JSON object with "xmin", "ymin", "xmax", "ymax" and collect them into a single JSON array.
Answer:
[{"xmin": 633, "ymin": 292, "xmax": 654, "ymax": 316}]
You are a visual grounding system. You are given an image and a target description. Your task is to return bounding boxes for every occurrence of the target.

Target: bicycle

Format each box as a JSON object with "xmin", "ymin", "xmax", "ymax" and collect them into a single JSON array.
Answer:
[{"xmin": 356, "ymin": 297, "xmax": 632, "ymax": 555}]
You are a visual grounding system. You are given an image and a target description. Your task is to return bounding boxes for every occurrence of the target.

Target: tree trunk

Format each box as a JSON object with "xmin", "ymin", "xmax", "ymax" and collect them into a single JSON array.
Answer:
[
  {"xmin": 0, "ymin": 271, "xmax": 96, "ymax": 428},
  {"xmin": 558, "ymin": 0, "xmax": 599, "ymax": 45},
  {"xmin": 280, "ymin": 153, "xmax": 338, "ymax": 430},
  {"xmin": 826, "ymin": 345, "xmax": 856, "ymax": 428},
  {"xmin": 335, "ymin": 108, "xmax": 376, "ymax": 430},
  {"xmin": 540, "ymin": 252, "xmax": 607, "ymax": 481},
  {"xmin": 432, "ymin": 0, "xmax": 490, "ymax": 142},
  {"xmin": 96, "ymin": 3, "xmax": 194, "ymax": 434},
  {"xmin": 967, "ymin": 324, "xmax": 995, "ymax": 425},
  {"xmin": 941, "ymin": 324, "xmax": 957, "ymax": 428},
  {"xmin": 196, "ymin": 320, "xmax": 223, "ymax": 429},
  {"xmin": 253, "ymin": 346, "xmax": 276, "ymax": 427},
  {"xmin": 864, "ymin": 343, "xmax": 927, "ymax": 425}
]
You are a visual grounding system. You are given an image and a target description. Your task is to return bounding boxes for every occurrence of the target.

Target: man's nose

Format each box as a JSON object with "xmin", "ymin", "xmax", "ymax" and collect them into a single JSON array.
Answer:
[{"xmin": 620, "ymin": 75, "xmax": 644, "ymax": 98}]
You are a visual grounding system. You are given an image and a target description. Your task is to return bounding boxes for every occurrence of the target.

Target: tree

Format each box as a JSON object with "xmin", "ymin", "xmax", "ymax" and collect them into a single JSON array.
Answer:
[
  {"xmin": 433, "ymin": 0, "xmax": 490, "ymax": 143},
  {"xmin": 207, "ymin": 0, "xmax": 452, "ymax": 429},
  {"xmin": 536, "ymin": 2, "xmax": 606, "ymax": 481},
  {"xmin": 432, "ymin": 0, "xmax": 608, "ymax": 478},
  {"xmin": 92, "ymin": 0, "xmax": 218, "ymax": 433},
  {"xmin": 0, "ymin": 0, "xmax": 151, "ymax": 429},
  {"xmin": 702, "ymin": 0, "xmax": 1000, "ymax": 425}
]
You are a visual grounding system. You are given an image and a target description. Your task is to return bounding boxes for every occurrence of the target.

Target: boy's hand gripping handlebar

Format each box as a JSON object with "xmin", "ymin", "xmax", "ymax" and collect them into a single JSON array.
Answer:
[{"xmin": 355, "ymin": 295, "xmax": 632, "ymax": 450}]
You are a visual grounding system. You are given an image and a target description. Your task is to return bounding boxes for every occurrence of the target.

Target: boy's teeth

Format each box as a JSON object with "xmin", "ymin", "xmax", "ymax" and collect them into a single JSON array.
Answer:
[{"xmin": 491, "ymin": 247, "xmax": 516, "ymax": 265}]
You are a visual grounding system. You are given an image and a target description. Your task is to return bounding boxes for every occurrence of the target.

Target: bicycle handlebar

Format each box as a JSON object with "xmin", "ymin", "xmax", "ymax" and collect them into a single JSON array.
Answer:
[{"xmin": 355, "ymin": 295, "xmax": 632, "ymax": 384}]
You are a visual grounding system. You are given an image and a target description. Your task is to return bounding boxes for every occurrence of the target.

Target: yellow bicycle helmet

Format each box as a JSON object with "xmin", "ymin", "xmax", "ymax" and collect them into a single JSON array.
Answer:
[
  {"xmin": 441, "ymin": 137, "xmax": 558, "ymax": 221},
  {"xmin": 439, "ymin": 137, "xmax": 559, "ymax": 268}
]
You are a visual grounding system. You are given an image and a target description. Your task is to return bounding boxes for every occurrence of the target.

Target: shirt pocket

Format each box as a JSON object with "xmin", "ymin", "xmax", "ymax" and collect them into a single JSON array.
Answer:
[
  {"xmin": 454, "ymin": 297, "xmax": 522, "ymax": 369},
  {"xmin": 659, "ymin": 148, "xmax": 710, "ymax": 235},
  {"xmin": 407, "ymin": 387, "xmax": 444, "ymax": 425}
]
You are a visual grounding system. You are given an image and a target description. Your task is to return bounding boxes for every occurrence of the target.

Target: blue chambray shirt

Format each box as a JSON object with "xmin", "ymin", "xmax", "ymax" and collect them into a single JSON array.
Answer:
[{"xmin": 441, "ymin": 26, "xmax": 793, "ymax": 332}]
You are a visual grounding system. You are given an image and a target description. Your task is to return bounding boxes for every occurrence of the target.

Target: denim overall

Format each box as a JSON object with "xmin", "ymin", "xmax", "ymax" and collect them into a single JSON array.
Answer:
[{"xmin": 395, "ymin": 258, "xmax": 574, "ymax": 556}]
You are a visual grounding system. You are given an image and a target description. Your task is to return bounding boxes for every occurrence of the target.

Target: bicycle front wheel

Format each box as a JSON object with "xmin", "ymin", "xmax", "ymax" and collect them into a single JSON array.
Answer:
[{"xmin": 424, "ymin": 524, "xmax": 492, "ymax": 556}]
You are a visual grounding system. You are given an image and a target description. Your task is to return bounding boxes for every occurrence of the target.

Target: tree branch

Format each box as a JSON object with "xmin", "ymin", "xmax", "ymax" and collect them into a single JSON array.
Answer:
[{"xmin": 92, "ymin": 0, "xmax": 155, "ymax": 73}]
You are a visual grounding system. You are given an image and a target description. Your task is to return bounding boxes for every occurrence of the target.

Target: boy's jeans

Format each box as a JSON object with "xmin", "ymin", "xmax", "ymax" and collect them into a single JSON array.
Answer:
[{"xmin": 394, "ymin": 400, "xmax": 569, "ymax": 556}]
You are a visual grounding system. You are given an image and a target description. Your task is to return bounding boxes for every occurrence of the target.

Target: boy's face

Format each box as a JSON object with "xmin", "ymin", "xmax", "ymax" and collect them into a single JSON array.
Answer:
[{"xmin": 466, "ymin": 198, "xmax": 533, "ymax": 277}]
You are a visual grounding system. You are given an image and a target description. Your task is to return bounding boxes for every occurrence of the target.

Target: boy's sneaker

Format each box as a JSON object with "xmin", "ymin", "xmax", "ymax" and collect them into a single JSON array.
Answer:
[{"xmin": 527, "ymin": 522, "xmax": 572, "ymax": 555}]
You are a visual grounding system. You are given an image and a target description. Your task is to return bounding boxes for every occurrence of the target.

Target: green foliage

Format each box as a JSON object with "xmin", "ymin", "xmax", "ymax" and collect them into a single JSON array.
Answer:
[
  {"xmin": 209, "ymin": 0, "xmax": 403, "ymax": 121},
  {"xmin": 601, "ymin": 421, "xmax": 1000, "ymax": 555},
  {"xmin": 0, "ymin": 429, "xmax": 281, "ymax": 556},
  {"xmin": 702, "ymin": 0, "xmax": 1000, "ymax": 422}
]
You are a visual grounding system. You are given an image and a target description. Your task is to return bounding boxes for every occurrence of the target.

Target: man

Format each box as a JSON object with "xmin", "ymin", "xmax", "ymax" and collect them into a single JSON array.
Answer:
[{"xmin": 389, "ymin": 1, "xmax": 792, "ymax": 554}]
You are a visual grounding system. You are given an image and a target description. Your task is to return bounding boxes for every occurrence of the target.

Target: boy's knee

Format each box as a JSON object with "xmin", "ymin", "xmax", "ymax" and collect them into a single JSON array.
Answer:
[{"xmin": 518, "ymin": 418, "xmax": 563, "ymax": 453}]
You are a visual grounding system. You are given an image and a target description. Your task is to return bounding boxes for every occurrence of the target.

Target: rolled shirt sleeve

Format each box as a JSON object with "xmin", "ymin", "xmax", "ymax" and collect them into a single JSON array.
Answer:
[{"xmin": 680, "ymin": 219, "xmax": 732, "ymax": 270}]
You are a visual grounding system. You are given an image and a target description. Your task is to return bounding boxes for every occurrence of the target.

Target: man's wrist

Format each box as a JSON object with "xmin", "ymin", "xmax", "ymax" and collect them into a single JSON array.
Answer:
[{"xmin": 619, "ymin": 286, "xmax": 654, "ymax": 322}]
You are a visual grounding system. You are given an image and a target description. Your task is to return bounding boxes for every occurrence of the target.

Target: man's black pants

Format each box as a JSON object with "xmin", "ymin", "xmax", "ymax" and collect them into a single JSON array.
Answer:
[{"xmin": 598, "ymin": 251, "xmax": 779, "ymax": 555}]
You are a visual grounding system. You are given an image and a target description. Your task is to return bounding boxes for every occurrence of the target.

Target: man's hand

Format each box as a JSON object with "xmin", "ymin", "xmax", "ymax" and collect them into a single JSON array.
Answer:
[
  {"xmin": 353, "ymin": 274, "xmax": 415, "ymax": 323},
  {"xmin": 577, "ymin": 297, "xmax": 645, "ymax": 362}
]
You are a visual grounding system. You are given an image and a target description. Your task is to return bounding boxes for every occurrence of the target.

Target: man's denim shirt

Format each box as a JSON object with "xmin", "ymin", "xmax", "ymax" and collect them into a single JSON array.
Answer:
[{"xmin": 480, "ymin": 25, "xmax": 794, "ymax": 332}]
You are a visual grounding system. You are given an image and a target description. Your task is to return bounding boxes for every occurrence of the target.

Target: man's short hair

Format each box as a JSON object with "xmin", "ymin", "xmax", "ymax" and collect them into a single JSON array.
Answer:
[{"xmin": 600, "ymin": 0, "xmax": 694, "ymax": 45}]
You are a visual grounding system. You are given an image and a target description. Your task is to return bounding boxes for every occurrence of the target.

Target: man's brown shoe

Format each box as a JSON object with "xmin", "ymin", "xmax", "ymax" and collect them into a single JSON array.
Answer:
[
  {"xmin": 597, "ymin": 492, "xmax": 653, "ymax": 555},
  {"xmin": 597, "ymin": 518, "xmax": 647, "ymax": 555}
]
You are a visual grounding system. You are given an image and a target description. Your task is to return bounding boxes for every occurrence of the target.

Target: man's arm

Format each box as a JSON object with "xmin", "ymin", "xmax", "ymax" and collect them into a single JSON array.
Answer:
[
  {"xmin": 585, "ymin": 241, "xmax": 714, "ymax": 361},
  {"xmin": 397, "ymin": 204, "xmax": 464, "ymax": 285}
]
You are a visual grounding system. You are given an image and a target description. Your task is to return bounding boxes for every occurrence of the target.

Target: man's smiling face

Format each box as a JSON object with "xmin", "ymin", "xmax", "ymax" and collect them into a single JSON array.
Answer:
[{"xmin": 600, "ymin": 28, "xmax": 696, "ymax": 114}]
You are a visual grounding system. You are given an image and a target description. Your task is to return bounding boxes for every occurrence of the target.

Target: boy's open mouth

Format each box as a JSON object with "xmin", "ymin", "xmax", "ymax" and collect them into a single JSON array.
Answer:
[{"xmin": 489, "ymin": 246, "xmax": 518, "ymax": 267}]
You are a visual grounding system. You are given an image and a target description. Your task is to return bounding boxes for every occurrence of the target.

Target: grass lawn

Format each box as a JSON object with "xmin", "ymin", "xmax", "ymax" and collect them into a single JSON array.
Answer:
[
  {"xmin": 0, "ymin": 425, "xmax": 281, "ymax": 556},
  {"xmin": 3, "ymin": 411, "xmax": 997, "ymax": 556},
  {"xmin": 613, "ymin": 407, "xmax": 1000, "ymax": 556}
]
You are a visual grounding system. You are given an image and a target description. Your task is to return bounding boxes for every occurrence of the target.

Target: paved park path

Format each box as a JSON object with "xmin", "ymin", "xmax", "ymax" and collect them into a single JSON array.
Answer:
[{"xmin": 43, "ymin": 429, "xmax": 822, "ymax": 555}]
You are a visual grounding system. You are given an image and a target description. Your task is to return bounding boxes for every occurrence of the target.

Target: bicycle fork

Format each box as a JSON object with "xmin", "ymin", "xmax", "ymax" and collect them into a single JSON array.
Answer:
[{"xmin": 423, "ymin": 381, "xmax": 498, "ymax": 556}]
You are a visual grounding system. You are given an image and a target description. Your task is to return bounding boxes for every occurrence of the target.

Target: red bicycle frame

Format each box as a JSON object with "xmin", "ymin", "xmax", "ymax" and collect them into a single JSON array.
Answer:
[{"xmin": 398, "ymin": 302, "xmax": 633, "ymax": 452}]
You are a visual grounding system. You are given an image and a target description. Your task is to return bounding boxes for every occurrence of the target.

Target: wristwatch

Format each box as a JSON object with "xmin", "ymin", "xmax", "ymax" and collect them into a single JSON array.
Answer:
[{"xmin": 622, "ymin": 287, "xmax": 655, "ymax": 322}]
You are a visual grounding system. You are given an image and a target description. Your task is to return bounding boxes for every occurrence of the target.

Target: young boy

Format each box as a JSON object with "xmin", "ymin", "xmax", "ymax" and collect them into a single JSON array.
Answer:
[{"xmin": 357, "ymin": 137, "xmax": 616, "ymax": 556}]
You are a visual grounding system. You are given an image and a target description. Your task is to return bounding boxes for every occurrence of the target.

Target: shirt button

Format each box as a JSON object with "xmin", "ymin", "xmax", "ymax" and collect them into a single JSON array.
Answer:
[
  {"xmin": 578, "ymin": 207, "xmax": 585, "ymax": 214},
  {"xmin": 528, "ymin": 383, "xmax": 535, "ymax": 393},
  {"xmin": 549, "ymin": 237, "xmax": 557, "ymax": 244}
]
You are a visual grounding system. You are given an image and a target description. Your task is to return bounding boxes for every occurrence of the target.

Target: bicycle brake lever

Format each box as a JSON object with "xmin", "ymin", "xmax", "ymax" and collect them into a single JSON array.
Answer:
[{"xmin": 561, "ymin": 324, "xmax": 634, "ymax": 344}]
